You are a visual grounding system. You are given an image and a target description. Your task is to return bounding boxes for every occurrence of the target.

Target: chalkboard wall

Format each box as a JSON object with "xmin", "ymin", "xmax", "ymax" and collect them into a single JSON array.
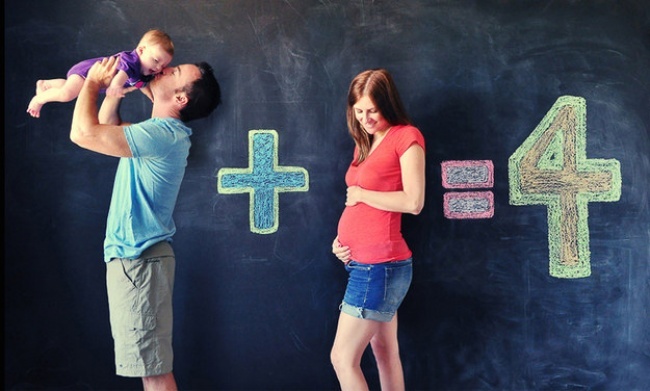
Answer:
[{"xmin": 5, "ymin": 1, "xmax": 649, "ymax": 390}]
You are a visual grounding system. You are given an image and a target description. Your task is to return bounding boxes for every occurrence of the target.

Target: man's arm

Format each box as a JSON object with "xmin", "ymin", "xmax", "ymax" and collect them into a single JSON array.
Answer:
[
  {"xmin": 97, "ymin": 95, "xmax": 123, "ymax": 126},
  {"xmin": 70, "ymin": 57, "xmax": 133, "ymax": 158},
  {"xmin": 99, "ymin": 82, "xmax": 137, "ymax": 126},
  {"xmin": 105, "ymin": 70, "xmax": 129, "ymax": 98}
]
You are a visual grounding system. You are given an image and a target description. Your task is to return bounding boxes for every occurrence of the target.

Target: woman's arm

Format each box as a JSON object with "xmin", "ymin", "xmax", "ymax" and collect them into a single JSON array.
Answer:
[{"xmin": 345, "ymin": 144, "xmax": 425, "ymax": 214}]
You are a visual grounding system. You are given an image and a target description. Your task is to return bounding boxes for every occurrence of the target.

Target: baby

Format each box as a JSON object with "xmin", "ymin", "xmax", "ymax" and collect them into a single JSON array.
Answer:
[{"xmin": 27, "ymin": 29, "xmax": 174, "ymax": 118}]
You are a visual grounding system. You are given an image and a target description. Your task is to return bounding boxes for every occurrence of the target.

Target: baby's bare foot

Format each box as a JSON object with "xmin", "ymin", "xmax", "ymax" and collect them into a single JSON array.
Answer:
[{"xmin": 27, "ymin": 96, "xmax": 43, "ymax": 118}]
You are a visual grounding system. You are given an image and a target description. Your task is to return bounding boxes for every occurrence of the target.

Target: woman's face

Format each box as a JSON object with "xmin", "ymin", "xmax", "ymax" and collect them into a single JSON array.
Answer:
[{"xmin": 353, "ymin": 95, "xmax": 390, "ymax": 135}]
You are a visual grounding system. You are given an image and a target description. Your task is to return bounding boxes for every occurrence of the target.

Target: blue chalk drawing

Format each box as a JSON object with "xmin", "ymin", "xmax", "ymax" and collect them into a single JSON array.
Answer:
[{"xmin": 217, "ymin": 130, "xmax": 309, "ymax": 234}]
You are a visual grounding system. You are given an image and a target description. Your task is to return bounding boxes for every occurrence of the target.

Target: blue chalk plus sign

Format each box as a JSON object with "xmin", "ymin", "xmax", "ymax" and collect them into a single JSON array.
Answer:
[{"xmin": 217, "ymin": 130, "xmax": 309, "ymax": 234}]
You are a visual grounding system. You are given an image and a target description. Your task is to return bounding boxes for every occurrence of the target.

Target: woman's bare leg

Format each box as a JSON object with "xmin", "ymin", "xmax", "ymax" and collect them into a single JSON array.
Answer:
[
  {"xmin": 370, "ymin": 313, "xmax": 405, "ymax": 391},
  {"xmin": 331, "ymin": 312, "xmax": 381, "ymax": 391}
]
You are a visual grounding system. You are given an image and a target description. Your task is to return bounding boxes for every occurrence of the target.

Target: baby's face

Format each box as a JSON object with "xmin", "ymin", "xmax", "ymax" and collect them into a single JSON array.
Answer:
[{"xmin": 139, "ymin": 44, "xmax": 173, "ymax": 76}]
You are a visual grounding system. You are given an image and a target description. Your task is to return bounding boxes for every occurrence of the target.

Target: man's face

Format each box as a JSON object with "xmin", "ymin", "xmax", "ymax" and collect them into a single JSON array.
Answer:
[{"xmin": 150, "ymin": 64, "xmax": 201, "ymax": 101}]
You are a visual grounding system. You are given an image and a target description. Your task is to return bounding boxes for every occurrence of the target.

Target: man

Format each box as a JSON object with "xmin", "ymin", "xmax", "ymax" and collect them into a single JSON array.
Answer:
[{"xmin": 70, "ymin": 56, "xmax": 221, "ymax": 390}]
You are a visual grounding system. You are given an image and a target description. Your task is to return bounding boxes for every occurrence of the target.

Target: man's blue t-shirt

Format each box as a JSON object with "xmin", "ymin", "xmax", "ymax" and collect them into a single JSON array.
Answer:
[{"xmin": 103, "ymin": 117, "xmax": 192, "ymax": 262}]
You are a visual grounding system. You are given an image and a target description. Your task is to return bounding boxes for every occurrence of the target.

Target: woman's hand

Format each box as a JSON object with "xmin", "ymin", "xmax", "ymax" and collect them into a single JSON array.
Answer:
[
  {"xmin": 345, "ymin": 186, "xmax": 363, "ymax": 206},
  {"xmin": 332, "ymin": 236, "xmax": 351, "ymax": 264}
]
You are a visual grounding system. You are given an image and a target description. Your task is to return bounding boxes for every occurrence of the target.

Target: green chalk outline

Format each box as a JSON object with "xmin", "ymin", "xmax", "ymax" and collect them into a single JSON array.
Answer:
[
  {"xmin": 537, "ymin": 130, "xmax": 564, "ymax": 171},
  {"xmin": 508, "ymin": 96, "xmax": 622, "ymax": 279},
  {"xmin": 217, "ymin": 129, "xmax": 309, "ymax": 235}
]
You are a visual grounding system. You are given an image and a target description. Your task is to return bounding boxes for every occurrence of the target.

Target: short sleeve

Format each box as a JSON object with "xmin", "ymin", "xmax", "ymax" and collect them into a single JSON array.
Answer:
[
  {"xmin": 124, "ymin": 118, "xmax": 179, "ymax": 158},
  {"xmin": 394, "ymin": 125, "xmax": 425, "ymax": 157}
]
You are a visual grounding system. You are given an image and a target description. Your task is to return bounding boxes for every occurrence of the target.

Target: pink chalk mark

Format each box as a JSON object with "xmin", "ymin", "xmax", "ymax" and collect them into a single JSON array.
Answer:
[
  {"xmin": 443, "ymin": 191, "xmax": 495, "ymax": 219},
  {"xmin": 441, "ymin": 160, "xmax": 494, "ymax": 189}
]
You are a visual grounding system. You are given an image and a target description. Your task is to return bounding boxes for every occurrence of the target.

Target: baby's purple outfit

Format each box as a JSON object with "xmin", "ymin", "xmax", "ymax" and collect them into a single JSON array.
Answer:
[{"xmin": 67, "ymin": 50, "xmax": 151, "ymax": 89}]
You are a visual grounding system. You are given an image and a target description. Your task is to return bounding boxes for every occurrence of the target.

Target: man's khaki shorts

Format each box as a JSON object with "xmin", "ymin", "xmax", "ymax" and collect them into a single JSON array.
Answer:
[{"xmin": 106, "ymin": 241, "xmax": 175, "ymax": 377}]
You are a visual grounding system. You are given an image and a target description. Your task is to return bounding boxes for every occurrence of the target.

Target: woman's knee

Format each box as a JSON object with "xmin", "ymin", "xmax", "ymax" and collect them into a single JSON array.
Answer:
[
  {"xmin": 370, "ymin": 335, "xmax": 400, "ymax": 364},
  {"xmin": 331, "ymin": 343, "xmax": 362, "ymax": 373},
  {"xmin": 330, "ymin": 345, "xmax": 346, "ymax": 370}
]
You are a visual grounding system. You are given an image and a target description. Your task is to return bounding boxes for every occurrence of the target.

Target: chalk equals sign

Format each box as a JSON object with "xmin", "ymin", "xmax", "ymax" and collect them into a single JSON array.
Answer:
[{"xmin": 441, "ymin": 160, "xmax": 494, "ymax": 219}]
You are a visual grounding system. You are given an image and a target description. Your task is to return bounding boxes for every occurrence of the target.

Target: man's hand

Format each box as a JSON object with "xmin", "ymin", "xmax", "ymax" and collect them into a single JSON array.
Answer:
[
  {"xmin": 87, "ymin": 56, "xmax": 119, "ymax": 89},
  {"xmin": 106, "ymin": 85, "xmax": 138, "ymax": 98}
]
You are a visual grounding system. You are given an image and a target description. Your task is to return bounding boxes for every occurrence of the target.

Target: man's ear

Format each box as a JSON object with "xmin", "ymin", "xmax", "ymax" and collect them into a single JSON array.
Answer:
[{"xmin": 175, "ymin": 92, "xmax": 189, "ymax": 108}]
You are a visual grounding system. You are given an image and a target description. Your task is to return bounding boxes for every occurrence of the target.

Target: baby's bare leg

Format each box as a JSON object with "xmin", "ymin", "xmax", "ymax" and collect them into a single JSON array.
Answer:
[
  {"xmin": 27, "ymin": 75, "xmax": 85, "ymax": 118},
  {"xmin": 36, "ymin": 78, "xmax": 66, "ymax": 94}
]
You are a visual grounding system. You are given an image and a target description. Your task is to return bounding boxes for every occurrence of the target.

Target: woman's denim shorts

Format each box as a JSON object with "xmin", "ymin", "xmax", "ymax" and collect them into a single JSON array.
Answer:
[{"xmin": 340, "ymin": 258, "xmax": 412, "ymax": 322}]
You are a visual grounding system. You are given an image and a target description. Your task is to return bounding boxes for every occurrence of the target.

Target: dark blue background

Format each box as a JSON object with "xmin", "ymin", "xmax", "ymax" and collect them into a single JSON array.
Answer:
[{"xmin": 5, "ymin": 1, "xmax": 649, "ymax": 390}]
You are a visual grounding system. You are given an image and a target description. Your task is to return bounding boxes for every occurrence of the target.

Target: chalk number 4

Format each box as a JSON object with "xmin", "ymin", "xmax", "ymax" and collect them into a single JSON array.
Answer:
[{"xmin": 508, "ymin": 96, "xmax": 621, "ymax": 278}]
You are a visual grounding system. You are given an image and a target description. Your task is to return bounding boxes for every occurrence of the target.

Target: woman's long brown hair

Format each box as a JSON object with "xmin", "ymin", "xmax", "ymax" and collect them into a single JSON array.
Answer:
[{"xmin": 346, "ymin": 68, "xmax": 411, "ymax": 165}]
